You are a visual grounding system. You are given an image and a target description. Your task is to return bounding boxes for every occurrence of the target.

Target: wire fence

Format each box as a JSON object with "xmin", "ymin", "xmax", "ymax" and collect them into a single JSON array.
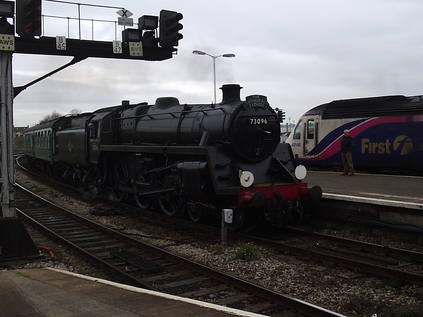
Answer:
[{"xmin": 42, "ymin": 0, "xmax": 137, "ymax": 41}]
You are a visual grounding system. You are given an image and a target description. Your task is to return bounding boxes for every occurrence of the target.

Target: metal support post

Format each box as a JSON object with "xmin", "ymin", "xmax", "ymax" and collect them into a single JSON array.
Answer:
[
  {"xmin": 0, "ymin": 50, "xmax": 15, "ymax": 218},
  {"xmin": 212, "ymin": 56, "xmax": 217, "ymax": 104},
  {"xmin": 221, "ymin": 209, "xmax": 228, "ymax": 246}
]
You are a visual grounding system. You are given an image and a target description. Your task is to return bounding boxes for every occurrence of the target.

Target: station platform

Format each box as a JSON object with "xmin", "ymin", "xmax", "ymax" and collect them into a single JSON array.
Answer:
[
  {"xmin": 305, "ymin": 170, "xmax": 423, "ymax": 210},
  {"xmin": 0, "ymin": 268, "xmax": 264, "ymax": 317}
]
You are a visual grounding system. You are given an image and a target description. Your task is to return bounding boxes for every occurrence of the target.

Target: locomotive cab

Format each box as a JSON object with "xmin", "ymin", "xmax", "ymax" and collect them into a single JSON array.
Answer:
[{"xmin": 287, "ymin": 115, "xmax": 320, "ymax": 159}]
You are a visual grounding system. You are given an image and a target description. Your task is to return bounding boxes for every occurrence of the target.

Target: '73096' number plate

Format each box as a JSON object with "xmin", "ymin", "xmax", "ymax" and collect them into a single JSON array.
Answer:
[{"xmin": 250, "ymin": 118, "xmax": 268, "ymax": 125}]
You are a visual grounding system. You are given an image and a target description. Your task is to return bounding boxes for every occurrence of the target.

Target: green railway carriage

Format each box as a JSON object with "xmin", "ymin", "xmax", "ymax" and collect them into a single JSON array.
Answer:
[
  {"xmin": 23, "ymin": 107, "xmax": 122, "ymax": 167},
  {"xmin": 23, "ymin": 116, "xmax": 82, "ymax": 162}
]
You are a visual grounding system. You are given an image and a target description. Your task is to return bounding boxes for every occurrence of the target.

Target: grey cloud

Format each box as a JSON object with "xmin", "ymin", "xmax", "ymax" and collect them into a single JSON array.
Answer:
[{"xmin": 12, "ymin": 0, "xmax": 423, "ymax": 125}]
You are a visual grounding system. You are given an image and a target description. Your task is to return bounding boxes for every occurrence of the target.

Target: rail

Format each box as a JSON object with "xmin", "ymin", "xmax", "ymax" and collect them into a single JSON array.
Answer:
[{"xmin": 15, "ymin": 181, "xmax": 345, "ymax": 317}]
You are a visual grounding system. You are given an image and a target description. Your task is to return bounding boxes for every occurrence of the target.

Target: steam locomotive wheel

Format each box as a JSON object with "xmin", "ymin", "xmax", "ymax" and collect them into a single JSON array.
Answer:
[
  {"xmin": 187, "ymin": 202, "xmax": 203, "ymax": 223},
  {"xmin": 111, "ymin": 190, "xmax": 128, "ymax": 202},
  {"xmin": 133, "ymin": 187, "xmax": 152, "ymax": 209},
  {"xmin": 285, "ymin": 200, "xmax": 303, "ymax": 225},
  {"xmin": 158, "ymin": 192, "xmax": 183, "ymax": 216},
  {"xmin": 81, "ymin": 165, "xmax": 107, "ymax": 198},
  {"xmin": 293, "ymin": 201, "xmax": 304, "ymax": 224},
  {"xmin": 110, "ymin": 162, "xmax": 129, "ymax": 202}
]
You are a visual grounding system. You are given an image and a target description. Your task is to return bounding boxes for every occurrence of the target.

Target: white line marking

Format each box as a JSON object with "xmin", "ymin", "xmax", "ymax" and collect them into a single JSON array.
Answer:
[
  {"xmin": 323, "ymin": 193, "xmax": 423, "ymax": 210},
  {"xmin": 310, "ymin": 170, "xmax": 423, "ymax": 180}
]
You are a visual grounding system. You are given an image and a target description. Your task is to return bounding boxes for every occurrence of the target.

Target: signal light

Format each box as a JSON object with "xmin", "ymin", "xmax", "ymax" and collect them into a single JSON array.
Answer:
[
  {"xmin": 16, "ymin": 0, "xmax": 42, "ymax": 38},
  {"xmin": 159, "ymin": 10, "xmax": 183, "ymax": 48},
  {"xmin": 276, "ymin": 109, "xmax": 286, "ymax": 123},
  {"xmin": 142, "ymin": 31, "xmax": 158, "ymax": 48},
  {"xmin": 122, "ymin": 28, "xmax": 141, "ymax": 42},
  {"xmin": 0, "ymin": 1, "xmax": 15, "ymax": 18},
  {"xmin": 138, "ymin": 15, "xmax": 158, "ymax": 31}
]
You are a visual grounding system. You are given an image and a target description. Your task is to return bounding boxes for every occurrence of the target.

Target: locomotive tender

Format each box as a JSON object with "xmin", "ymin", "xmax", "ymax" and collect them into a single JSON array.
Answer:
[
  {"xmin": 286, "ymin": 94, "xmax": 423, "ymax": 173},
  {"xmin": 24, "ymin": 84, "xmax": 320, "ymax": 227}
]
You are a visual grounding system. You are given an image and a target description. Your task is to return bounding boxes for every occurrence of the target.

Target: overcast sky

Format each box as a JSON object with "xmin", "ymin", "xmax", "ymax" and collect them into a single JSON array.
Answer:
[{"xmin": 12, "ymin": 0, "xmax": 423, "ymax": 126}]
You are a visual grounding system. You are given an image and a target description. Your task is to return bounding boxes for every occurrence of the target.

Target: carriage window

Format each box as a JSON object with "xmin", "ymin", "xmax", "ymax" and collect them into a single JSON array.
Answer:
[
  {"xmin": 307, "ymin": 120, "xmax": 315, "ymax": 139},
  {"xmin": 293, "ymin": 121, "xmax": 303, "ymax": 140}
]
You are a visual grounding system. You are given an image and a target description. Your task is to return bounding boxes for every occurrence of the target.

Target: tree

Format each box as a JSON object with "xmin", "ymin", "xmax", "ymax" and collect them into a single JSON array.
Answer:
[
  {"xmin": 39, "ymin": 111, "xmax": 62, "ymax": 124},
  {"xmin": 69, "ymin": 108, "xmax": 82, "ymax": 115}
]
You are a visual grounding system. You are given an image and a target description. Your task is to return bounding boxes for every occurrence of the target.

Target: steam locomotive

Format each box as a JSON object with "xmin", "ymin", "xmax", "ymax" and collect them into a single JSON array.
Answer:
[{"xmin": 23, "ymin": 84, "xmax": 321, "ymax": 227}]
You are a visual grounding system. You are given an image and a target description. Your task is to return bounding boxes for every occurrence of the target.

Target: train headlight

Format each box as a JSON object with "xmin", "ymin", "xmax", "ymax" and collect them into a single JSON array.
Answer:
[
  {"xmin": 294, "ymin": 165, "xmax": 307, "ymax": 180},
  {"xmin": 240, "ymin": 171, "xmax": 254, "ymax": 187}
]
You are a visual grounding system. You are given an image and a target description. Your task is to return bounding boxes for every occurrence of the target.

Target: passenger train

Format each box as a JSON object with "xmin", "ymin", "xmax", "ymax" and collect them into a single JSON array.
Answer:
[
  {"xmin": 23, "ymin": 84, "xmax": 321, "ymax": 228},
  {"xmin": 286, "ymin": 94, "xmax": 423, "ymax": 173}
]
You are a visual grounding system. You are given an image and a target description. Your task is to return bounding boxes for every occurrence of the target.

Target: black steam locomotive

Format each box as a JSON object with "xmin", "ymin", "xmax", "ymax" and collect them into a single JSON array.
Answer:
[{"xmin": 23, "ymin": 84, "xmax": 321, "ymax": 227}]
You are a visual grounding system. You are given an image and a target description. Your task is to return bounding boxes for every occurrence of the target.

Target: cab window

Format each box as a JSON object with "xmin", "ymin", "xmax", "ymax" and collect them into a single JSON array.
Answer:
[
  {"xmin": 88, "ymin": 122, "xmax": 98, "ymax": 139},
  {"xmin": 307, "ymin": 120, "xmax": 315, "ymax": 139},
  {"xmin": 293, "ymin": 121, "xmax": 303, "ymax": 140}
]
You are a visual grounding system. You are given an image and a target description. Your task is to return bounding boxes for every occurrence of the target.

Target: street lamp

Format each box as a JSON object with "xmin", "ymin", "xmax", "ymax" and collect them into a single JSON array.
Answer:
[{"xmin": 192, "ymin": 50, "xmax": 235, "ymax": 104}]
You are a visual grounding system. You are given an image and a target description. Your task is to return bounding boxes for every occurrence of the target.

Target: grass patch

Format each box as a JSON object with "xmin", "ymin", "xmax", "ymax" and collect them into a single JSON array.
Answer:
[
  {"xmin": 210, "ymin": 243, "xmax": 225, "ymax": 255},
  {"xmin": 15, "ymin": 271, "xmax": 31, "ymax": 278},
  {"xmin": 234, "ymin": 243, "xmax": 258, "ymax": 261}
]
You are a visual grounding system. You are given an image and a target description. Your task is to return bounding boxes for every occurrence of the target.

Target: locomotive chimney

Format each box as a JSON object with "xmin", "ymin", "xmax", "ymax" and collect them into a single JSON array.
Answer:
[{"xmin": 220, "ymin": 84, "xmax": 242, "ymax": 104}]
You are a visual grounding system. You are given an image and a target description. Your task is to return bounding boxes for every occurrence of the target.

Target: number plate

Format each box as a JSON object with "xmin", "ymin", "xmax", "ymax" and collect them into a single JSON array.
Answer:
[
  {"xmin": 113, "ymin": 40, "xmax": 122, "ymax": 54},
  {"xmin": 250, "ymin": 118, "xmax": 268, "ymax": 125},
  {"xmin": 56, "ymin": 36, "xmax": 66, "ymax": 50}
]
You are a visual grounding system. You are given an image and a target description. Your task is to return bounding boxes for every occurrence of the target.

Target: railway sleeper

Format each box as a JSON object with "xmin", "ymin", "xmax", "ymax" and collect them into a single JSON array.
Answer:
[
  {"xmin": 46, "ymin": 222, "xmax": 80, "ymax": 229},
  {"xmin": 111, "ymin": 249, "xmax": 163, "ymax": 274},
  {"xmin": 243, "ymin": 301, "xmax": 277, "ymax": 313},
  {"xmin": 141, "ymin": 270, "xmax": 192, "ymax": 283},
  {"xmin": 38, "ymin": 220, "xmax": 76, "ymax": 226},
  {"xmin": 32, "ymin": 216, "xmax": 69, "ymax": 222},
  {"xmin": 318, "ymin": 245, "xmax": 399, "ymax": 266},
  {"xmin": 66, "ymin": 232, "xmax": 107, "ymax": 242},
  {"xmin": 179, "ymin": 284, "xmax": 229, "ymax": 298},
  {"xmin": 158, "ymin": 276, "xmax": 210, "ymax": 290},
  {"xmin": 85, "ymin": 244, "xmax": 127, "ymax": 253},
  {"xmin": 23, "ymin": 207, "xmax": 52, "ymax": 213},
  {"xmin": 216, "ymin": 293, "xmax": 253, "ymax": 306},
  {"xmin": 103, "ymin": 259, "xmax": 127, "ymax": 267},
  {"xmin": 76, "ymin": 239, "xmax": 120, "ymax": 248},
  {"xmin": 56, "ymin": 229, "xmax": 97, "ymax": 237}
]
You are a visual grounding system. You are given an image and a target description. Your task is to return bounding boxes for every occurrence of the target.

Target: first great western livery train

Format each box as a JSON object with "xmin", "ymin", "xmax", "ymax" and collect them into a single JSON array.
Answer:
[
  {"xmin": 286, "ymin": 94, "xmax": 423, "ymax": 173},
  {"xmin": 23, "ymin": 84, "xmax": 321, "ymax": 228}
]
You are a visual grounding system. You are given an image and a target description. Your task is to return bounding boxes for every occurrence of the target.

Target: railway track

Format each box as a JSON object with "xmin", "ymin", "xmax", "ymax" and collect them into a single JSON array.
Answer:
[
  {"xmin": 15, "ymin": 183, "xmax": 345, "ymax": 317},
  {"xmin": 249, "ymin": 227, "xmax": 423, "ymax": 285},
  {"xmin": 18, "ymin": 157, "xmax": 423, "ymax": 287},
  {"xmin": 17, "ymin": 158, "xmax": 423, "ymax": 287}
]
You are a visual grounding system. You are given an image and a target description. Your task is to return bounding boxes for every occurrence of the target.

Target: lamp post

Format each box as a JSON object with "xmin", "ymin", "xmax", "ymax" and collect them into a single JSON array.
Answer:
[{"xmin": 192, "ymin": 50, "xmax": 235, "ymax": 104}]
